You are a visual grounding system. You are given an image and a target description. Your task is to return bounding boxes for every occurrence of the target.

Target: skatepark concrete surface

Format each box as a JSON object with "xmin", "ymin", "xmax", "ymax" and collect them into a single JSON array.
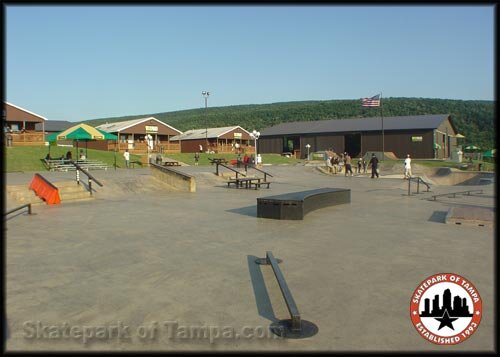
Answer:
[{"xmin": 4, "ymin": 164, "xmax": 496, "ymax": 352}]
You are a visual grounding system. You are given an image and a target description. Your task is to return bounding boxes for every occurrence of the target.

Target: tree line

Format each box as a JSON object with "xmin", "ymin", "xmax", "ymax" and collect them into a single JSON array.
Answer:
[{"xmin": 83, "ymin": 97, "xmax": 495, "ymax": 150}]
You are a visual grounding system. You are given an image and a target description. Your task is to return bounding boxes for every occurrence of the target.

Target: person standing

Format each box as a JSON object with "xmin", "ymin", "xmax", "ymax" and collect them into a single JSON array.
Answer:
[
  {"xmin": 194, "ymin": 151, "xmax": 200, "ymax": 166},
  {"xmin": 332, "ymin": 156, "xmax": 339, "ymax": 174},
  {"xmin": 256, "ymin": 153, "xmax": 262, "ymax": 168},
  {"xmin": 404, "ymin": 154, "xmax": 412, "ymax": 179},
  {"xmin": 369, "ymin": 153, "xmax": 379, "ymax": 178},
  {"xmin": 357, "ymin": 157, "xmax": 362, "ymax": 174},
  {"xmin": 362, "ymin": 157, "xmax": 367, "ymax": 173},
  {"xmin": 123, "ymin": 149, "xmax": 130, "ymax": 168},
  {"xmin": 344, "ymin": 152, "xmax": 353, "ymax": 177}
]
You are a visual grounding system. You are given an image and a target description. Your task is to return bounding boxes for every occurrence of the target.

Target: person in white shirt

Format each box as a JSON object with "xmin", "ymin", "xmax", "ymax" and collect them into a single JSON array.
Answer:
[
  {"xmin": 256, "ymin": 154, "xmax": 262, "ymax": 167},
  {"xmin": 404, "ymin": 154, "xmax": 412, "ymax": 179},
  {"xmin": 123, "ymin": 149, "xmax": 130, "ymax": 168}
]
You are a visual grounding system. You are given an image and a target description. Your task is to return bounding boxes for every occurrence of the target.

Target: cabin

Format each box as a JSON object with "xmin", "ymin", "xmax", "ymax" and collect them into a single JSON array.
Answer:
[
  {"xmin": 4, "ymin": 102, "xmax": 47, "ymax": 146},
  {"xmin": 169, "ymin": 126, "xmax": 253, "ymax": 154}
]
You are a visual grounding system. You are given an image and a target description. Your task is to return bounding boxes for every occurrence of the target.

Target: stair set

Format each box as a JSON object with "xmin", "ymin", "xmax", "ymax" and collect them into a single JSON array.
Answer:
[{"xmin": 7, "ymin": 180, "xmax": 94, "ymax": 206}]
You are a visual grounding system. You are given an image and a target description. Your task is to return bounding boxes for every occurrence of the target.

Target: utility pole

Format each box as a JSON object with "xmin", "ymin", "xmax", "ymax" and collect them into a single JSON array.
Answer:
[{"xmin": 202, "ymin": 91, "xmax": 210, "ymax": 152}]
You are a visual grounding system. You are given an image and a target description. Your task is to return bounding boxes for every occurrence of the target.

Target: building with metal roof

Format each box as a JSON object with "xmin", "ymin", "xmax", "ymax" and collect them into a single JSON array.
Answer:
[
  {"xmin": 86, "ymin": 117, "xmax": 182, "ymax": 154},
  {"xmin": 170, "ymin": 126, "xmax": 253, "ymax": 153},
  {"xmin": 259, "ymin": 114, "xmax": 460, "ymax": 159},
  {"xmin": 35, "ymin": 120, "xmax": 74, "ymax": 133},
  {"xmin": 4, "ymin": 102, "xmax": 47, "ymax": 146}
]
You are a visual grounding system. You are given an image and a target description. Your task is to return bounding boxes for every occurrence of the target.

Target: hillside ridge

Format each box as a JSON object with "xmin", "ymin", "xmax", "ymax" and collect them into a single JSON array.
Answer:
[{"xmin": 82, "ymin": 97, "xmax": 495, "ymax": 149}]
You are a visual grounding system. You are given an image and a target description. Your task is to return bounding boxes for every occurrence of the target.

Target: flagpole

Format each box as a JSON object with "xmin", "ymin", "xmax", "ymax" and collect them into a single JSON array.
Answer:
[{"xmin": 380, "ymin": 92, "xmax": 384, "ymax": 158}]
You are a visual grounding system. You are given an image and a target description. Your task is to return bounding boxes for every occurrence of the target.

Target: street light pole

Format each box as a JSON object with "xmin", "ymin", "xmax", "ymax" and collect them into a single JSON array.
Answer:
[
  {"xmin": 202, "ymin": 91, "xmax": 210, "ymax": 152},
  {"xmin": 250, "ymin": 130, "xmax": 260, "ymax": 156}
]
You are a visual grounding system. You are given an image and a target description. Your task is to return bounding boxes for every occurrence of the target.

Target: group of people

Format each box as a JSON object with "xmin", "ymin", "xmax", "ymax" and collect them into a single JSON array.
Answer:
[
  {"xmin": 193, "ymin": 152, "xmax": 263, "ymax": 167},
  {"xmin": 324, "ymin": 151, "xmax": 413, "ymax": 179},
  {"xmin": 326, "ymin": 152, "xmax": 369, "ymax": 176},
  {"xmin": 44, "ymin": 150, "xmax": 87, "ymax": 161}
]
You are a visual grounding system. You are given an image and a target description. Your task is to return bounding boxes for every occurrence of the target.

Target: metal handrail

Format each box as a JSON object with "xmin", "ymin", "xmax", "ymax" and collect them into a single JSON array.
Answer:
[
  {"xmin": 430, "ymin": 189, "xmax": 483, "ymax": 201},
  {"xmin": 407, "ymin": 176, "xmax": 431, "ymax": 195},
  {"xmin": 215, "ymin": 162, "xmax": 247, "ymax": 178},
  {"xmin": 249, "ymin": 165, "xmax": 274, "ymax": 182},
  {"xmin": 69, "ymin": 161, "xmax": 103, "ymax": 187},
  {"xmin": 5, "ymin": 203, "xmax": 32, "ymax": 217},
  {"xmin": 69, "ymin": 160, "xmax": 103, "ymax": 196}
]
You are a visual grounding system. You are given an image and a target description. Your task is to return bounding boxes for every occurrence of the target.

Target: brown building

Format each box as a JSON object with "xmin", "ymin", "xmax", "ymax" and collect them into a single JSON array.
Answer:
[
  {"xmin": 259, "ymin": 114, "xmax": 461, "ymax": 159},
  {"xmin": 169, "ymin": 126, "xmax": 253, "ymax": 153},
  {"xmin": 4, "ymin": 102, "xmax": 47, "ymax": 146},
  {"xmin": 91, "ymin": 117, "xmax": 182, "ymax": 154}
]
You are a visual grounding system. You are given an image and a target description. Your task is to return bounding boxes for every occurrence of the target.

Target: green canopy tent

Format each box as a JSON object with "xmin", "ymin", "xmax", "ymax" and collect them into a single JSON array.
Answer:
[
  {"xmin": 464, "ymin": 145, "xmax": 481, "ymax": 151},
  {"xmin": 47, "ymin": 123, "xmax": 117, "ymax": 160},
  {"xmin": 482, "ymin": 149, "xmax": 496, "ymax": 163},
  {"xmin": 463, "ymin": 145, "xmax": 482, "ymax": 161},
  {"xmin": 482, "ymin": 149, "xmax": 496, "ymax": 158}
]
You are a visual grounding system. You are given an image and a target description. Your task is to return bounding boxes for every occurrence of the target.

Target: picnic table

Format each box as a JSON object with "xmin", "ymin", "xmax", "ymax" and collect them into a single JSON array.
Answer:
[
  {"xmin": 227, "ymin": 177, "xmax": 272, "ymax": 190},
  {"xmin": 208, "ymin": 158, "xmax": 228, "ymax": 165}
]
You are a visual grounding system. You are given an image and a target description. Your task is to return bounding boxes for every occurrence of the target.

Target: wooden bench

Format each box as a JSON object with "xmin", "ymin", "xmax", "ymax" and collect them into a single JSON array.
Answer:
[
  {"xmin": 257, "ymin": 187, "xmax": 350, "ymax": 220},
  {"xmin": 250, "ymin": 181, "xmax": 272, "ymax": 189},
  {"xmin": 208, "ymin": 158, "xmax": 228, "ymax": 165}
]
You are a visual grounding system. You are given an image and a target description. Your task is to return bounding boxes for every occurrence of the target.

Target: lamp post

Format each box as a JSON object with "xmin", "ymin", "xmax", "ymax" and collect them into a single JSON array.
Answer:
[
  {"xmin": 306, "ymin": 144, "xmax": 311, "ymax": 160},
  {"xmin": 146, "ymin": 134, "xmax": 152, "ymax": 164},
  {"xmin": 202, "ymin": 91, "xmax": 210, "ymax": 152},
  {"xmin": 250, "ymin": 130, "xmax": 260, "ymax": 156}
]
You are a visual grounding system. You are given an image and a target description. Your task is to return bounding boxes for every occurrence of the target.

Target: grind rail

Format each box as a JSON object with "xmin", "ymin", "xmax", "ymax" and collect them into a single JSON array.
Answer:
[
  {"xmin": 255, "ymin": 251, "xmax": 318, "ymax": 338},
  {"xmin": 214, "ymin": 162, "xmax": 247, "ymax": 179},
  {"xmin": 70, "ymin": 161, "xmax": 103, "ymax": 195},
  {"xmin": 407, "ymin": 176, "xmax": 431, "ymax": 196},
  {"xmin": 430, "ymin": 189, "xmax": 483, "ymax": 201},
  {"xmin": 5, "ymin": 203, "xmax": 33, "ymax": 218},
  {"xmin": 248, "ymin": 165, "xmax": 273, "ymax": 182}
]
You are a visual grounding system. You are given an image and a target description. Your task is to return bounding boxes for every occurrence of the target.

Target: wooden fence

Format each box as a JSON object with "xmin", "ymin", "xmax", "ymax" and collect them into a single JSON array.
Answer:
[{"xmin": 8, "ymin": 132, "xmax": 45, "ymax": 146}]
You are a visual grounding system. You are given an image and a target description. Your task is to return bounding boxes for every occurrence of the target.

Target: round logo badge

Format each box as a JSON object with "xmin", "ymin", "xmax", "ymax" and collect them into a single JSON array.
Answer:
[{"xmin": 410, "ymin": 273, "xmax": 482, "ymax": 345}]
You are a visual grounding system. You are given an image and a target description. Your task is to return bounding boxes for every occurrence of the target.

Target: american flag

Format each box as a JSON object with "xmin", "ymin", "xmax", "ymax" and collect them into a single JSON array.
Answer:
[{"xmin": 361, "ymin": 94, "xmax": 381, "ymax": 107}]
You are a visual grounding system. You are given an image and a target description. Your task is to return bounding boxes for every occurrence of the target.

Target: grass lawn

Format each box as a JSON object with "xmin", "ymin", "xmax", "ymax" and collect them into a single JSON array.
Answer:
[
  {"xmin": 4, "ymin": 146, "xmax": 142, "ymax": 172},
  {"xmin": 162, "ymin": 153, "xmax": 304, "ymax": 166},
  {"xmin": 5, "ymin": 146, "xmax": 494, "ymax": 173}
]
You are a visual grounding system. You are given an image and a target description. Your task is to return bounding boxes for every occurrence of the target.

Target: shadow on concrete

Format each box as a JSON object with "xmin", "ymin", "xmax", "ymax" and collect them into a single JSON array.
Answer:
[
  {"xmin": 247, "ymin": 255, "xmax": 279, "ymax": 323},
  {"xmin": 226, "ymin": 205, "xmax": 257, "ymax": 217},
  {"xmin": 428, "ymin": 211, "xmax": 448, "ymax": 223}
]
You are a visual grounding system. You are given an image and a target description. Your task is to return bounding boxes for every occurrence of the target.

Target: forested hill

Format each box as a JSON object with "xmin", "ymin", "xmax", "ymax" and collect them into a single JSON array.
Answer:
[{"xmin": 83, "ymin": 97, "xmax": 496, "ymax": 150}]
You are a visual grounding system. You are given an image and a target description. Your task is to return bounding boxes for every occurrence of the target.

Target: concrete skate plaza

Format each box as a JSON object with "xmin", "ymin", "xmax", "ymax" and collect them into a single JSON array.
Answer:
[{"xmin": 5, "ymin": 165, "xmax": 495, "ymax": 351}]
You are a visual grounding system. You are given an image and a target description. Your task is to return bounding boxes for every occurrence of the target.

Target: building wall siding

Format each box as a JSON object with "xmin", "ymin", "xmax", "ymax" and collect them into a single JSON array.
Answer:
[
  {"xmin": 259, "ymin": 137, "xmax": 284, "ymax": 154},
  {"xmin": 261, "ymin": 129, "xmax": 437, "ymax": 159}
]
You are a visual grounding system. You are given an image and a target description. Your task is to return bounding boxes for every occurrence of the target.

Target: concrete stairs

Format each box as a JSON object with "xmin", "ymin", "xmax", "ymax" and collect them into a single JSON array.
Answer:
[
  {"xmin": 6, "ymin": 185, "xmax": 45, "ymax": 205},
  {"xmin": 6, "ymin": 180, "xmax": 93, "ymax": 205},
  {"xmin": 54, "ymin": 181, "xmax": 94, "ymax": 202}
]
